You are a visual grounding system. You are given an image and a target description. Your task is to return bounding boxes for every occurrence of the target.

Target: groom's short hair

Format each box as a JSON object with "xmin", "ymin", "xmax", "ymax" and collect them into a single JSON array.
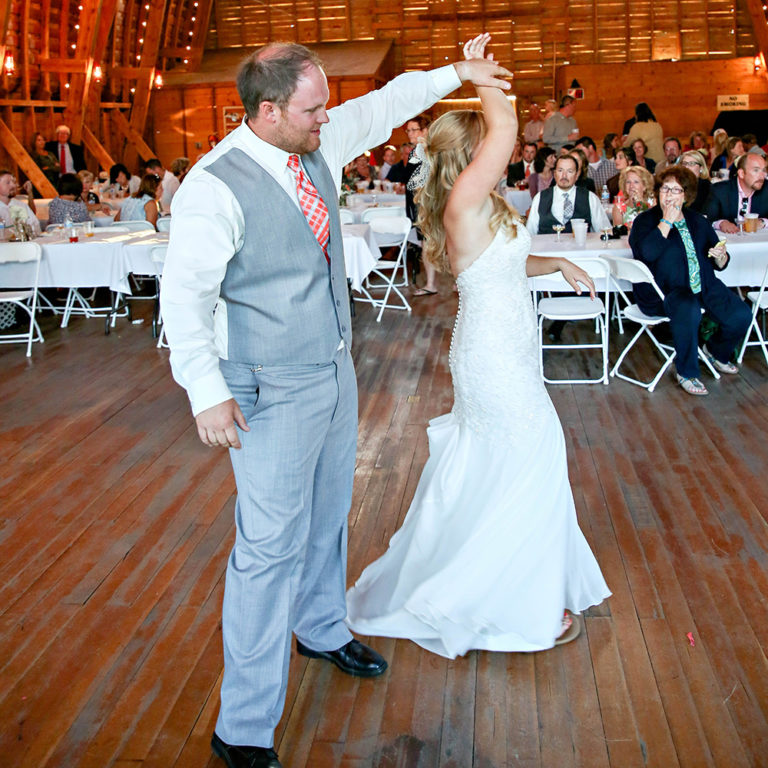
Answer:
[{"xmin": 238, "ymin": 43, "xmax": 323, "ymax": 118}]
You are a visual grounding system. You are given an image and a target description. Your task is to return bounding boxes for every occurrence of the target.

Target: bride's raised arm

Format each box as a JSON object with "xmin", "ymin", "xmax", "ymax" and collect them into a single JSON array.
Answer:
[{"xmin": 444, "ymin": 34, "xmax": 517, "ymax": 266}]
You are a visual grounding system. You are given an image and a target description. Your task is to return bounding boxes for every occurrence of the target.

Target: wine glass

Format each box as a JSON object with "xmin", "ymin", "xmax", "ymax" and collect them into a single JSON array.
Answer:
[
  {"xmin": 553, "ymin": 223, "xmax": 565, "ymax": 242},
  {"xmin": 601, "ymin": 226, "xmax": 612, "ymax": 248}
]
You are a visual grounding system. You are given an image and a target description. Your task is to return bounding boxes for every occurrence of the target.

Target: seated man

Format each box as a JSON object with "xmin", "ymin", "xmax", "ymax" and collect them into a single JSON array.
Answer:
[
  {"xmin": 386, "ymin": 143, "xmax": 414, "ymax": 184},
  {"xmin": 378, "ymin": 145, "xmax": 397, "ymax": 180},
  {"xmin": 654, "ymin": 137, "xmax": 682, "ymax": 174},
  {"xmin": 630, "ymin": 166, "xmax": 751, "ymax": 396},
  {"xmin": 0, "ymin": 170, "xmax": 41, "ymax": 236},
  {"xmin": 507, "ymin": 141, "xmax": 537, "ymax": 185},
  {"xmin": 702, "ymin": 152, "xmax": 768, "ymax": 233},
  {"xmin": 526, "ymin": 154, "xmax": 611, "ymax": 235}
]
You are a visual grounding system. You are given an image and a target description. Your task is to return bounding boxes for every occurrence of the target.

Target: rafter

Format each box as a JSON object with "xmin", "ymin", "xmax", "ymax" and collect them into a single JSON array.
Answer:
[{"xmin": 0, "ymin": 117, "xmax": 57, "ymax": 196}]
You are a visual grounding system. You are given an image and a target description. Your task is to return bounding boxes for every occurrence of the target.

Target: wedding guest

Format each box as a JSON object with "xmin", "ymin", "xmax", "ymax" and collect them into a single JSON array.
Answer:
[
  {"xmin": 116, "ymin": 173, "xmax": 162, "ymax": 228},
  {"xmin": 575, "ymin": 135, "xmax": 616, "ymax": 189},
  {"xmin": 631, "ymin": 138, "xmax": 656, "ymax": 174},
  {"xmin": 0, "ymin": 170, "xmax": 41, "ymax": 234},
  {"xmin": 710, "ymin": 136, "xmax": 744, "ymax": 177},
  {"xmin": 378, "ymin": 145, "xmax": 397, "ymax": 179},
  {"xmin": 45, "ymin": 124, "xmax": 86, "ymax": 174},
  {"xmin": 48, "ymin": 173, "xmax": 90, "ymax": 224},
  {"xmin": 625, "ymin": 102, "xmax": 664, "ymax": 163},
  {"xmin": 630, "ymin": 166, "xmax": 751, "ymax": 396},
  {"xmin": 711, "ymin": 128, "xmax": 728, "ymax": 166},
  {"xmin": 611, "ymin": 165, "xmax": 654, "ymax": 228},
  {"xmin": 679, "ymin": 150, "xmax": 712, "ymax": 213},
  {"xmin": 703, "ymin": 151, "xmax": 768, "ymax": 232},
  {"xmin": 527, "ymin": 146, "xmax": 556, "ymax": 195},
  {"xmin": 522, "ymin": 102, "xmax": 545, "ymax": 143},
  {"xmin": 605, "ymin": 146, "xmax": 637, "ymax": 201},
  {"xmin": 386, "ymin": 142, "xmax": 414, "ymax": 184},
  {"xmin": 655, "ymin": 137, "xmax": 682, "ymax": 174},
  {"xmin": 30, "ymin": 132, "xmax": 60, "ymax": 188},
  {"xmin": 104, "ymin": 163, "xmax": 132, "ymax": 198},
  {"xmin": 569, "ymin": 148, "xmax": 596, "ymax": 194},
  {"xmin": 161, "ymin": 157, "xmax": 190, "ymax": 211},
  {"xmin": 602, "ymin": 132, "xmax": 620, "ymax": 159},
  {"xmin": 542, "ymin": 95, "xmax": 579, "ymax": 152},
  {"xmin": 688, "ymin": 130, "xmax": 709, "ymax": 153},
  {"xmin": 506, "ymin": 141, "xmax": 537, "ymax": 185}
]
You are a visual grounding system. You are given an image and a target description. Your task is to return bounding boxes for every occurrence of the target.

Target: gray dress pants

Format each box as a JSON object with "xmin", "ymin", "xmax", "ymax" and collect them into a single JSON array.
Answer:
[{"xmin": 215, "ymin": 344, "xmax": 356, "ymax": 747}]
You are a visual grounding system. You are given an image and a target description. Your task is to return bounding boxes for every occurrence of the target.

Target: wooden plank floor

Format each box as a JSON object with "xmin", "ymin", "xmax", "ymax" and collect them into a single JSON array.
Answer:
[{"xmin": 1, "ymin": 283, "xmax": 768, "ymax": 767}]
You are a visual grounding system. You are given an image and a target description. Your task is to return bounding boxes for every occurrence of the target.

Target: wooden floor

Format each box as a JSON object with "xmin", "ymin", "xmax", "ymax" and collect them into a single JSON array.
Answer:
[{"xmin": 2, "ymin": 283, "xmax": 768, "ymax": 768}]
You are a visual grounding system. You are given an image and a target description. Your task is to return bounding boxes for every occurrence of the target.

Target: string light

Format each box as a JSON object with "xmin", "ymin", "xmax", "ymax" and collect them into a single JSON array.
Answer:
[
  {"xmin": 3, "ymin": 53, "xmax": 15, "ymax": 76},
  {"xmin": 93, "ymin": 64, "xmax": 103, "ymax": 81},
  {"xmin": 155, "ymin": 72, "xmax": 163, "ymax": 88}
]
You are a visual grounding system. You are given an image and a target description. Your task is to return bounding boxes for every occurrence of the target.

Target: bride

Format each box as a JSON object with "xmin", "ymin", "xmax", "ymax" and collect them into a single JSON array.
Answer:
[{"xmin": 345, "ymin": 34, "xmax": 610, "ymax": 659}]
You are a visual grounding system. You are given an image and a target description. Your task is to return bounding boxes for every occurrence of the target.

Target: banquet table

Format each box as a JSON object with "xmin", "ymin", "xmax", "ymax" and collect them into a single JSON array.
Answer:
[
  {"xmin": 342, "ymin": 223, "xmax": 378, "ymax": 291},
  {"xmin": 342, "ymin": 199, "xmax": 406, "ymax": 224},
  {"xmin": 529, "ymin": 231, "xmax": 768, "ymax": 288}
]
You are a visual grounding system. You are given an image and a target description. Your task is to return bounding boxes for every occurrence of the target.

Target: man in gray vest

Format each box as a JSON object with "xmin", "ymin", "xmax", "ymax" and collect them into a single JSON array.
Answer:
[
  {"xmin": 526, "ymin": 154, "xmax": 610, "ymax": 235},
  {"xmin": 161, "ymin": 41, "xmax": 511, "ymax": 768}
]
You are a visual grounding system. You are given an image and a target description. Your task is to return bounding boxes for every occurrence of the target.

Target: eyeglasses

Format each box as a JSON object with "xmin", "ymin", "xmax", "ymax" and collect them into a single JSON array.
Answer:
[
  {"xmin": 660, "ymin": 185, "xmax": 684, "ymax": 194},
  {"xmin": 680, "ymin": 161, "xmax": 701, "ymax": 169}
]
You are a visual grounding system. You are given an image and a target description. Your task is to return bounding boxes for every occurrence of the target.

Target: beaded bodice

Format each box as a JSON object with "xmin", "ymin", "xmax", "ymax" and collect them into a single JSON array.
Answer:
[{"xmin": 449, "ymin": 224, "xmax": 556, "ymax": 441}]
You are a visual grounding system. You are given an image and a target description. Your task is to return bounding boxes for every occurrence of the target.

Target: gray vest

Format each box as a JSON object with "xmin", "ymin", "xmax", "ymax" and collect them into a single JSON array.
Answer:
[{"xmin": 205, "ymin": 148, "xmax": 351, "ymax": 365}]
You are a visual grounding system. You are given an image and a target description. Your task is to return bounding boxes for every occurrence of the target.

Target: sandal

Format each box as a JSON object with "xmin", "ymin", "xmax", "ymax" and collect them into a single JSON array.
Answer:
[
  {"xmin": 554, "ymin": 611, "xmax": 582, "ymax": 646},
  {"xmin": 412, "ymin": 287, "xmax": 437, "ymax": 297},
  {"xmin": 677, "ymin": 374, "xmax": 708, "ymax": 396}
]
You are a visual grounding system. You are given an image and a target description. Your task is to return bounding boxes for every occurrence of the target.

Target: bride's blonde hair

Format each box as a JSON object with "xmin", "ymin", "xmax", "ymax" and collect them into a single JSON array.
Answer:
[{"xmin": 416, "ymin": 109, "xmax": 519, "ymax": 273}]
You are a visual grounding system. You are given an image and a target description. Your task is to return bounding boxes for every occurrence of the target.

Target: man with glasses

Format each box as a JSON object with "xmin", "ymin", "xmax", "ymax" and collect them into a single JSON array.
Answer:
[
  {"xmin": 703, "ymin": 152, "xmax": 768, "ymax": 234},
  {"xmin": 630, "ymin": 166, "xmax": 751, "ymax": 396},
  {"xmin": 655, "ymin": 137, "xmax": 682, "ymax": 173}
]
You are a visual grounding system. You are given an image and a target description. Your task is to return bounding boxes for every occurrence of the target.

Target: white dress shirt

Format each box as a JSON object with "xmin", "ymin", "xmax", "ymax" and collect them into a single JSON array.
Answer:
[
  {"xmin": 57, "ymin": 143, "xmax": 74, "ymax": 174},
  {"xmin": 162, "ymin": 65, "xmax": 461, "ymax": 416},
  {"xmin": 526, "ymin": 184, "xmax": 611, "ymax": 235},
  {"xmin": 0, "ymin": 199, "xmax": 41, "ymax": 235}
]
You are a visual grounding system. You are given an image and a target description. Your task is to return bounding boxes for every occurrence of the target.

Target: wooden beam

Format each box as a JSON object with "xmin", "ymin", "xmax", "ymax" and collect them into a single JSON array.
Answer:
[
  {"xmin": 39, "ymin": 59, "xmax": 91, "ymax": 74},
  {"xmin": 81, "ymin": 124, "xmax": 115, "ymax": 171},
  {"xmin": 112, "ymin": 109, "xmax": 156, "ymax": 162},
  {"xmin": 0, "ymin": 99, "xmax": 131, "ymax": 107},
  {"xmin": 744, "ymin": 0, "xmax": 768, "ymax": 66},
  {"xmin": 0, "ymin": 117, "xmax": 58, "ymax": 196},
  {"xmin": 188, "ymin": 0, "xmax": 213, "ymax": 70}
]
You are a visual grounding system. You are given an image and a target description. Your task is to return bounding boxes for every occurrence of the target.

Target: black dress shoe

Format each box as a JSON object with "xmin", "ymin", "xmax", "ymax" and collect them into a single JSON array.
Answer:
[
  {"xmin": 211, "ymin": 732, "xmax": 282, "ymax": 768},
  {"xmin": 296, "ymin": 638, "xmax": 388, "ymax": 677}
]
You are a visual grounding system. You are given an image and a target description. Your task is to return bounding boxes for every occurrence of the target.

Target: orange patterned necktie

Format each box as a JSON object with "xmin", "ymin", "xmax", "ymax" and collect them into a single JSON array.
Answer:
[{"xmin": 287, "ymin": 154, "xmax": 330, "ymax": 262}]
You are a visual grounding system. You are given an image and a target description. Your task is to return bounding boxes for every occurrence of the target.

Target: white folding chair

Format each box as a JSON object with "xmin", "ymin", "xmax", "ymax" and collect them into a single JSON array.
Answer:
[
  {"xmin": 156, "ymin": 217, "xmax": 172, "ymax": 232},
  {"xmin": 98, "ymin": 225, "xmax": 131, "ymax": 233},
  {"xmin": 354, "ymin": 215, "xmax": 412, "ymax": 322},
  {"xmin": 360, "ymin": 206, "xmax": 403, "ymax": 223},
  {"xmin": 603, "ymin": 255, "xmax": 721, "ymax": 391},
  {"xmin": 532, "ymin": 257, "xmax": 610, "ymax": 384},
  {"xmin": 737, "ymin": 263, "xmax": 768, "ymax": 366},
  {"xmin": 110, "ymin": 220, "xmax": 156, "ymax": 232},
  {"xmin": 339, "ymin": 209, "xmax": 355, "ymax": 225},
  {"xmin": 150, "ymin": 245, "xmax": 168, "ymax": 348},
  {"xmin": 0, "ymin": 242, "xmax": 44, "ymax": 356}
]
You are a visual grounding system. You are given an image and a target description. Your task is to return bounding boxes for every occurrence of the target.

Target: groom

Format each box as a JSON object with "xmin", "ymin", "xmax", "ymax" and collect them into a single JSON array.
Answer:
[{"xmin": 160, "ymin": 41, "xmax": 511, "ymax": 768}]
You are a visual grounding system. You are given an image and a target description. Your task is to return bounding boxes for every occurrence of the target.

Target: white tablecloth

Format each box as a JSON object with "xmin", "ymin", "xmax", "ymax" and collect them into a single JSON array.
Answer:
[
  {"xmin": 529, "ymin": 232, "xmax": 768, "ymax": 287},
  {"xmin": 342, "ymin": 224, "xmax": 378, "ymax": 291},
  {"xmin": 0, "ymin": 231, "xmax": 168, "ymax": 293},
  {"xmin": 342, "ymin": 199, "xmax": 406, "ymax": 224}
]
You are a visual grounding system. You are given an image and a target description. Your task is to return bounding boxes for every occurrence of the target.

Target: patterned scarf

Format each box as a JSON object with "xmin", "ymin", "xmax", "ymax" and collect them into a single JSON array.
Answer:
[{"xmin": 673, "ymin": 218, "xmax": 700, "ymax": 294}]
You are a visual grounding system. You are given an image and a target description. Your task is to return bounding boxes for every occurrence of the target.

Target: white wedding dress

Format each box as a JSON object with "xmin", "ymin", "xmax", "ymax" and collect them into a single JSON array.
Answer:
[{"xmin": 346, "ymin": 223, "xmax": 611, "ymax": 659}]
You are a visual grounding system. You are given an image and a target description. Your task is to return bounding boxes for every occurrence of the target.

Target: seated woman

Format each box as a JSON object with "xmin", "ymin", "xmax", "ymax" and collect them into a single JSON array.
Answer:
[
  {"xmin": 30, "ymin": 132, "xmax": 60, "ymax": 191},
  {"xmin": 679, "ymin": 150, "xmax": 711, "ymax": 213},
  {"xmin": 605, "ymin": 146, "xmax": 637, "ymax": 202},
  {"xmin": 527, "ymin": 146, "xmax": 556, "ymax": 195},
  {"xmin": 629, "ymin": 166, "xmax": 751, "ymax": 396},
  {"xmin": 104, "ymin": 163, "xmax": 132, "ymax": 198},
  {"xmin": 631, "ymin": 138, "xmax": 656, "ymax": 174},
  {"xmin": 48, "ymin": 173, "xmax": 90, "ymax": 224},
  {"xmin": 116, "ymin": 173, "xmax": 162, "ymax": 228},
  {"xmin": 710, "ymin": 136, "xmax": 743, "ymax": 178},
  {"xmin": 568, "ymin": 148, "xmax": 596, "ymax": 193},
  {"xmin": 612, "ymin": 165, "xmax": 654, "ymax": 229},
  {"xmin": 602, "ymin": 132, "xmax": 619, "ymax": 160}
]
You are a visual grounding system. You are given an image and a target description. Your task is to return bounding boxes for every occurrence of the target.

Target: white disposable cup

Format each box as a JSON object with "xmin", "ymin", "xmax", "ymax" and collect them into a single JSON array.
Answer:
[{"xmin": 572, "ymin": 220, "xmax": 588, "ymax": 246}]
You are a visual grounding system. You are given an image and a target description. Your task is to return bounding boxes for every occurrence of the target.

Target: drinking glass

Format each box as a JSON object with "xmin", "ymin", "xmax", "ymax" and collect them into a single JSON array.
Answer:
[
  {"xmin": 553, "ymin": 224, "xmax": 565, "ymax": 242},
  {"xmin": 601, "ymin": 226, "xmax": 612, "ymax": 247},
  {"xmin": 84, "ymin": 220, "xmax": 95, "ymax": 237}
]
